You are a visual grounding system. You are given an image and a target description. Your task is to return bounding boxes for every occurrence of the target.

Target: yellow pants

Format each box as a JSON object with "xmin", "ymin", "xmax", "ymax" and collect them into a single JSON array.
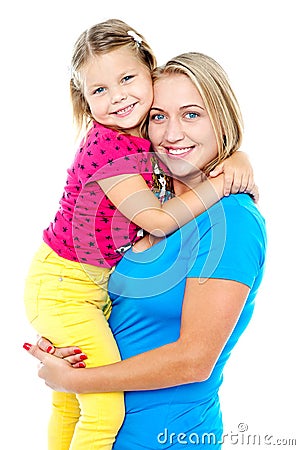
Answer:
[{"xmin": 24, "ymin": 243, "xmax": 124, "ymax": 450}]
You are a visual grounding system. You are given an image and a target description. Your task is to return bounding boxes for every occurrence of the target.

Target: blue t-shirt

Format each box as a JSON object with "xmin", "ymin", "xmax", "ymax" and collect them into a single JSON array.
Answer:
[{"xmin": 108, "ymin": 194, "xmax": 267, "ymax": 449}]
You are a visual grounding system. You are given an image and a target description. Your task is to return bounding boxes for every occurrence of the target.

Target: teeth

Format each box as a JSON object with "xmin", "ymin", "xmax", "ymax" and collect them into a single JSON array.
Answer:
[
  {"xmin": 116, "ymin": 104, "xmax": 134, "ymax": 115},
  {"xmin": 168, "ymin": 147, "xmax": 191, "ymax": 155}
]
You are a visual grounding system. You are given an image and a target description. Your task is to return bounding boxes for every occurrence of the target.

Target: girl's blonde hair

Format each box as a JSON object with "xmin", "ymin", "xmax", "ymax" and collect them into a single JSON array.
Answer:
[
  {"xmin": 70, "ymin": 18, "xmax": 157, "ymax": 133},
  {"xmin": 147, "ymin": 52, "xmax": 243, "ymax": 174}
]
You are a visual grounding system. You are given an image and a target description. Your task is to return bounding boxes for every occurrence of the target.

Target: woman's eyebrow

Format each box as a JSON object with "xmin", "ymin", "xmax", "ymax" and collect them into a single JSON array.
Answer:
[
  {"xmin": 180, "ymin": 104, "xmax": 205, "ymax": 111},
  {"xmin": 150, "ymin": 106, "xmax": 164, "ymax": 112},
  {"xmin": 150, "ymin": 104, "xmax": 205, "ymax": 112}
]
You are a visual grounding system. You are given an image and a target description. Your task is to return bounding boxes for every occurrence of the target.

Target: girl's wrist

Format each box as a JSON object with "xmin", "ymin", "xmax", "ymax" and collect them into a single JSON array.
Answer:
[{"xmin": 208, "ymin": 174, "xmax": 224, "ymax": 198}]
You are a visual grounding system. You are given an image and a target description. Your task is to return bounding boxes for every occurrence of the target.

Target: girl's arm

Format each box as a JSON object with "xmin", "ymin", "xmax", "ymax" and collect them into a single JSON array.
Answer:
[
  {"xmin": 98, "ymin": 173, "xmax": 223, "ymax": 237},
  {"xmin": 209, "ymin": 151, "xmax": 256, "ymax": 198},
  {"xmin": 25, "ymin": 278, "xmax": 249, "ymax": 393},
  {"xmin": 97, "ymin": 151, "xmax": 256, "ymax": 237}
]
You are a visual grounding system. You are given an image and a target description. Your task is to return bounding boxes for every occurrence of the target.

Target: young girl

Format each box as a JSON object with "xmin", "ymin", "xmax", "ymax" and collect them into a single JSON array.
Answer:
[{"xmin": 24, "ymin": 19, "xmax": 255, "ymax": 450}]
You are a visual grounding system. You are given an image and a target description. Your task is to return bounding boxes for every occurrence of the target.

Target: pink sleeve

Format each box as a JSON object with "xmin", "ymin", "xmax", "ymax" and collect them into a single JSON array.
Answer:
[{"xmin": 77, "ymin": 125, "xmax": 151, "ymax": 185}]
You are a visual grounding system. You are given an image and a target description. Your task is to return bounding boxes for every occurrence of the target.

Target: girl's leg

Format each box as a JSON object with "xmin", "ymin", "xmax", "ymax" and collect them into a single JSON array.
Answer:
[
  {"xmin": 70, "ymin": 311, "xmax": 124, "ymax": 450},
  {"xmin": 24, "ymin": 244, "xmax": 124, "ymax": 450},
  {"xmin": 54, "ymin": 272, "xmax": 125, "ymax": 450},
  {"xmin": 24, "ymin": 244, "xmax": 82, "ymax": 450},
  {"xmin": 48, "ymin": 392, "xmax": 80, "ymax": 450}
]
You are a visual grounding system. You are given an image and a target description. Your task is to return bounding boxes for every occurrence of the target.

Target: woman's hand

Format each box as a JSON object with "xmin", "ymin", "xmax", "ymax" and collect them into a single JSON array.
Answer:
[
  {"xmin": 210, "ymin": 151, "xmax": 259, "ymax": 202},
  {"xmin": 36, "ymin": 337, "xmax": 87, "ymax": 368},
  {"xmin": 23, "ymin": 342, "xmax": 82, "ymax": 392}
]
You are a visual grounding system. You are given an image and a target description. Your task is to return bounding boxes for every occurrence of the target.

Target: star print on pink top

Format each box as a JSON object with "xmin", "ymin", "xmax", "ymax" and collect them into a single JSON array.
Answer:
[{"xmin": 43, "ymin": 121, "xmax": 153, "ymax": 268}]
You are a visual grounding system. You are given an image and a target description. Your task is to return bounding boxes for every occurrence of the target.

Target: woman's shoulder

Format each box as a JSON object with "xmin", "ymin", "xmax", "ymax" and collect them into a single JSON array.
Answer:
[
  {"xmin": 188, "ymin": 194, "xmax": 267, "ymax": 284},
  {"xmin": 212, "ymin": 194, "xmax": 267, "ymax": 257},
  {"xmin": 221, "ymin": 194, "xmax": 266, "ymax": 232},
  {"xmin": 191, "ymin": 193, "xmax": 267, "ymax": 251}
]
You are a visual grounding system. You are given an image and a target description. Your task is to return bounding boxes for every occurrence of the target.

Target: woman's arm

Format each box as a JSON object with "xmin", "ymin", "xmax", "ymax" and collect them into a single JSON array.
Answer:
[{"xmin": 25, "ymin": 278, "xmax": 249, "ymax": 393}]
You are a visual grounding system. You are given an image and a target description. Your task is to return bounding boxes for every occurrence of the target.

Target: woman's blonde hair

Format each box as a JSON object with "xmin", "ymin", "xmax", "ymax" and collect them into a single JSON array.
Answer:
[
  {"xmin": 70, "ymin": 18, "xmax": 157, "ymax": 133},
  {"xmin": 147, "ymin": 52, "xmax": 243, "ymax": 174}
]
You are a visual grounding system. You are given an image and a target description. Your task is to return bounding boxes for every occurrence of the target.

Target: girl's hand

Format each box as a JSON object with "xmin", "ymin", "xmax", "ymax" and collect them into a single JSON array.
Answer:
[{"xmin": 210, "ymin": 151, "xmax": 259, "ymax": 202}]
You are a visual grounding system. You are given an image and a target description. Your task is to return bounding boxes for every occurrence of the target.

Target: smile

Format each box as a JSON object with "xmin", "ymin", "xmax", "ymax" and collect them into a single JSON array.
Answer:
[
  {"xmin": 167, "ymin": 146, "xmax": 194, "ymax": 156},
  {"xmin": 113, "ymin": 103, "xmax": 135, "ymax": 116}
]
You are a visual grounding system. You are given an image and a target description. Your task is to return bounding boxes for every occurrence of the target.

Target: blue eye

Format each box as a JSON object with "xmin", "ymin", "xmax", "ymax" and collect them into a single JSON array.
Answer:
[
  {"xmin": 186, "ymin": 112, "xmax": 199, "ymax": 119},
  {"xmin": 151, "ymin": 113, "xmax": 165, "ymax": 121},
  {"xmin": 122, "ymin": 75, "xmax": 134, "ymax": 83},
  {"xmin": 93, "ymin": 87, "xmax": 105, "ymax": 95}
]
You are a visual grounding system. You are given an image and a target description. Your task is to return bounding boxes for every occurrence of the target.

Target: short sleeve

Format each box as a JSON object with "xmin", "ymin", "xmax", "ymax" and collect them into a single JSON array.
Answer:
[
  {"xmin": 187, "ymin": 196, "xmax": 267, "ymax": 289},
  {"xmin": 76, "ymin": 124, "xmax": 151, "ymax": 185}
]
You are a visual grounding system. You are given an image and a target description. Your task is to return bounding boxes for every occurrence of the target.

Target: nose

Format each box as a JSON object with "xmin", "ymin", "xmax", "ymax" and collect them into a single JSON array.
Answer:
[
  {"xmin": 164, "ymin": 117, "xmax": 185, "ymax": 143},
  {"xmin": 110, "ymin": 85, "xmax": 127, "ymax": 104}
]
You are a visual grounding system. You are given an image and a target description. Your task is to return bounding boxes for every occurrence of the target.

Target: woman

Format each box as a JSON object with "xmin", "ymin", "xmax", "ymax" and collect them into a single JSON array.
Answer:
[{"xmin": 25, "ymin": 52, "xmax": 266, "ymax": 449}]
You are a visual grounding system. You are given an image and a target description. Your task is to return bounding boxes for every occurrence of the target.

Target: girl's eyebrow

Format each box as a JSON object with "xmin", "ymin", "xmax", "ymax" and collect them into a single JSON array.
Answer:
[
  {"xmin": 86, "ymin": 70, "xmax": 134, "ymax": 90},
  {"xmin": 88, "ymin": 82, "xmax": 103, "ymax": 88}
]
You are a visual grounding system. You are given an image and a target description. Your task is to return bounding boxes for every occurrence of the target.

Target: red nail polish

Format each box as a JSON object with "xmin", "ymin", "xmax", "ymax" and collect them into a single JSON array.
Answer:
[
  {"xmin": 46, "ymin": 346, "xmax": 54, "ymax": 353},
  {"xmin": 74, "ymin": 349, "xmax": 82, "ymax": 354},
  {"xmin": 78, "ymin": 362, "xmax": 85, "ymax": 368},
  {"xmin": 80, "ymin": 354, "xmax": 87, "ymax": 361},
  {"xmin": 23, "ymin": 343, "xmax": 32, "ymax": 351}
]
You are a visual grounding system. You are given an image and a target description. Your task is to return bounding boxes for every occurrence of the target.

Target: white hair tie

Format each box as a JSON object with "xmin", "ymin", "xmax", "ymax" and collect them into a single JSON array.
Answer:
[{"xmin": 127, "ymin": 30, "xmax": 142, "ymax": 46}]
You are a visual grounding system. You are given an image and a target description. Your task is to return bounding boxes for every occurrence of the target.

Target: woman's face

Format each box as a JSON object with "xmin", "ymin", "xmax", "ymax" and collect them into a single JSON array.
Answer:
[{"xmin": 148, "ymin": 73, "xmax": 218, "ymax": 185}]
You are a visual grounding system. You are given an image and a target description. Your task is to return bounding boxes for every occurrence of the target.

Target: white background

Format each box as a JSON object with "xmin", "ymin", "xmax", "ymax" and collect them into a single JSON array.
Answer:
[{"xmin": 1, "ymin": 0, "xmax": 299, "ymax": 448}]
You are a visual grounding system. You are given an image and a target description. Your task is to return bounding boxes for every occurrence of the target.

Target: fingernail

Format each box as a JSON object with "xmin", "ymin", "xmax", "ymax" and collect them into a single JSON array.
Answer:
[
  {"xmin": 80, "ymin": 354, "xmax": 87, "ymax": 361},
  {"xmin": 46, "ymin": 345, "xmax": 54, "ymax": 353},
  {"xmin": 78, "ymin": 362, "xmax": 85, "ymax": 368},
  {"xmin": 74, "ymin": 348, "xmax": 82, "ymax": 354},
  {"xmin": 23, "ymin": 343, "xmax": 32, "ymax": 351}
]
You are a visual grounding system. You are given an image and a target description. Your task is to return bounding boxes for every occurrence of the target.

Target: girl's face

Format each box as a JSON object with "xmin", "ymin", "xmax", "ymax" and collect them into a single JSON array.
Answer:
[
  {"xmin": 148, "ymin": 73, "xmax": 218, "ymax": 185},
  {"xmin": 82, "ymin": 47, "xmax": 153, "ymax": 136}
]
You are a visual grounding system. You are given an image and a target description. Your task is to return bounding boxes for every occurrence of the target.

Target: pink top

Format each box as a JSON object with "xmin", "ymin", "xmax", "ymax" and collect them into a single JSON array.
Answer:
[{"xmin": 43, "ymin": 121, "xmax": 160, "ymax": 268}]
